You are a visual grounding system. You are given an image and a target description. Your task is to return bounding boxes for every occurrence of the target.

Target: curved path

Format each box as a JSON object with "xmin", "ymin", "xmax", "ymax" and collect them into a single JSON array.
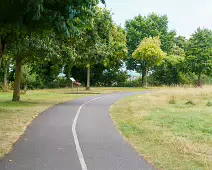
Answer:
[{"xmin": 0, "ymin": 92, "xmax": 156, "ymax": 170}]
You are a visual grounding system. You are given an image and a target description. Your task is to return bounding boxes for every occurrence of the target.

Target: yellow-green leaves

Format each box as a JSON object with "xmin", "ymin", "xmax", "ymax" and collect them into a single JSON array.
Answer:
[
  {"xmin": 132, "ymin": 36, "xmax": 166, "ymax": 68},
  {"xmin": 164, "ymin": 55, "xmax": 184, "ymax": 66}
]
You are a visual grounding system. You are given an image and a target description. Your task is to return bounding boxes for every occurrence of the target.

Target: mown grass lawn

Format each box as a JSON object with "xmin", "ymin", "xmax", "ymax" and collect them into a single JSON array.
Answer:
[
  {"xmin": 0, "ymin": 89, "xmax": 90, "ymax": 158},
  {"xmin": 0, "ymin": 87, "xmax": 145, "ymax": 158},
  {"xmin": 110, "ymin": 86, "xmax": 212, "ymax": 170}
]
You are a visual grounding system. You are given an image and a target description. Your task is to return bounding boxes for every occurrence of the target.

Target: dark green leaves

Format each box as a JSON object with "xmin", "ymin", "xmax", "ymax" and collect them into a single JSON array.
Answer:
[{"xmin": 185, "ymin": 28, "xmax": 212, "ymax": 74}]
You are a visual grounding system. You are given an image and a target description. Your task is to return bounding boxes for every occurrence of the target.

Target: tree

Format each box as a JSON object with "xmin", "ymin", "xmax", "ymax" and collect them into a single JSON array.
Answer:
[
  {"xmin": 10, "ymin": 34, "xmax": 49, "ymax": 101},
  {"xmin": 184, "ymin": 28, "xmax": 212, "ymax": 86},
  {"xmin": 2, "ymin": 56, "xmax": 11, "ymax": 90},
  {"xmin": 105, "ymin": 26, "xmax": 128, "ymax": 68},
  {"xmin": 132, "ymin": 36, "xmax": 166, "ymax": 88},
  {"xmin": 125, "ymin": 13, "xmax": 176, "ymax": 86},
  {"xmin": 174, "ymin": 35, "xmax": 187, "ymax": 49},
  {"xmin": 10, "ymin": 32, "xmax": 66, "ymax": 100},
  {"xmin": 74, "ymin": 8, "xmax": 113, "ymax": 90},
  {"xmin": 76, "ymin": 25, "xmax": 128, "ymax": 87},
  {"xmin": 0, "ymin": 0, "xmax": 106, "ymax": 101}
]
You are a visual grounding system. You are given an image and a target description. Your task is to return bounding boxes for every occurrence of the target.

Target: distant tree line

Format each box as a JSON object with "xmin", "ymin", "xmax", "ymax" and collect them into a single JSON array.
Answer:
[{"xmin": 125, "ymin": 13, "xmax": 212, "ymax": 87}]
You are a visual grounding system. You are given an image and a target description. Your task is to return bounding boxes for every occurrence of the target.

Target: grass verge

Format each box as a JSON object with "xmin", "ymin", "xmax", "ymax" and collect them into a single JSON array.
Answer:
[
  {"xmin": 0, "ymin": 89, "xmax": 90, "ymax": 158},
  {"xmin": 110, "ymin": 86, "xmax": 212, "ymax": 170}
]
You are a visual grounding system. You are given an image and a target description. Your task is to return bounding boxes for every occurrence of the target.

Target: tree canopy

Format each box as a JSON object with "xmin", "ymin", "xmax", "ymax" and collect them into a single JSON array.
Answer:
[
  {"xmin": 1, "ymin": 3, "xmax": 212, "ymax": 100},
  {"xmin": 185, "ymin": 28, "xmax": 212, "ymax": 86},
  {"xmin": 125, "ymin": 13, "xmax": 176, "ymax": 86},
  {"xmin": 132, "ymin": 36, "xmax": 166, "ymax": 87}
]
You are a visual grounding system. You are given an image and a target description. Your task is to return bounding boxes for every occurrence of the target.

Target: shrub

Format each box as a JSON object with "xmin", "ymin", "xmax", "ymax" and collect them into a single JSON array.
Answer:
[
  {"xmin": 185, "ymin": 100, "xmax": 195, "ymax": 105},
  {"xmin": 169, "ymin": 95, "xmax": 176, "ymax": 104},
  {"xmin": 206, "ymin": 100, "xmax": 212, "ymax": 106},
  {"xmin": 8, "ymin": 82, "xmax": 14, "ymax": 90}
]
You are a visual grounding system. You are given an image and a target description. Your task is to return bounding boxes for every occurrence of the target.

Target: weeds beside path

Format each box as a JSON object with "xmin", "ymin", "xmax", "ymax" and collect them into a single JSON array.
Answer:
[{"xmin": 110, "ymin": 86, "xmax": 212, "ymax": 170}]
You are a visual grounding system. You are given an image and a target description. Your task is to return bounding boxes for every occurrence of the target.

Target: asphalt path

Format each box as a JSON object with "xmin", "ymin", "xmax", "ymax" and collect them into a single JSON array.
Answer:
[{"xmin": 0, "ymin": 92, "xmax": 156, "ymax": 170}]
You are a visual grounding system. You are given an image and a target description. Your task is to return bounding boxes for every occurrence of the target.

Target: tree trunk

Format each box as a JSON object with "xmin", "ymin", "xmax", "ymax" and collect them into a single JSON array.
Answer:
[
  {"xmin": 3, "ymin": 59, "xmax": 9, "ymax": 89},
  {"xmin": 145, "ymin": 67, "xmax": 148, "ymax": 88},
  {"xmin": 0, "ymin": 57, "xmax": 2, "ymax": 71},
  {"xmin": 86, "ymin": 64, "xmax": 90, "ymax": 90},
  {"xmin": 13, "ymin": 56, "xmax": 23, "ymax": 101},
  {"xmin": 141, "ymin": 69, "xmax": 146, "ymax": 87},
  {"xmin": 197, "ymin": 72, "xmax": 201, "ymax": 87},
  {"xmin": 0, "ymin": 37, "xmax": 6, "ymax": 70}
]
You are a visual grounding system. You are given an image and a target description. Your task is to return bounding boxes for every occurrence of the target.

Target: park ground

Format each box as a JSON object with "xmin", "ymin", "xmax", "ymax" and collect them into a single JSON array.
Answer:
[
  {"xmin": 110, "ymin": 86, "xmax": 212, "ymax": 170},
  {"xmin": 1, "ymin": 86, "xmax": 211, "ymax": 170},
  {"xmin": 0, "ymin": 87, "xmax": 145, "ymax": 158}
]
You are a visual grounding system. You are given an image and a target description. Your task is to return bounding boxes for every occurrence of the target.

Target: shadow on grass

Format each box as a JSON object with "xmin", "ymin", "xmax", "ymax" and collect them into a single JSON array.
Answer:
[{"xmin": 0, "ymin": 101, "xmax": 40, "ymax": 108}]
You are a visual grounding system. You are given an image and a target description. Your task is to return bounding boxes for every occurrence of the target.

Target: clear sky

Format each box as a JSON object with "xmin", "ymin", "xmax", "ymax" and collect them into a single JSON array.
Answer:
[{"xmin": 99, "ymin": 0, "xmax": 212, "ymax": 37}]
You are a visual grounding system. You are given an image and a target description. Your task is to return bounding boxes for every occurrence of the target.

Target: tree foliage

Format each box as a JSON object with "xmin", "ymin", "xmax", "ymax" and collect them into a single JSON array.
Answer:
[
  {"xmin": 125, "ymin": 13, "xmax": 176, "ymax": 86},
  {"xmin": 72, "ymin": 8, "xmax": 127, "ymax": 89},
  {"xmin": 132, "ymin": 37, "xmax": 166, "ymax": 67},
  {"xmin": 132, "ymin": 36, "xmax": 166, "ymax": 87},
  {"xmin": 151, "ymin": 46, "xmax": 185, "ymax": 86},
  {"xmin": 1, "ymin": 4, "xmax": 212, "ymax": 99},
  {"xmin": 0, "ymin": 0, "xmax": 106, "ymax": 100},
  {"xmin": 185, "ymin": 28, "xmax": 212, "ymax": 86}
]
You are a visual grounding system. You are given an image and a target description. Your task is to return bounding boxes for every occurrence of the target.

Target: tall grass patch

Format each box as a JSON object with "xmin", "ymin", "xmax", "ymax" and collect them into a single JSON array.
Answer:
[{"xmin": 110, "ymin": 86, "xmax": 212, "ymax": 170}]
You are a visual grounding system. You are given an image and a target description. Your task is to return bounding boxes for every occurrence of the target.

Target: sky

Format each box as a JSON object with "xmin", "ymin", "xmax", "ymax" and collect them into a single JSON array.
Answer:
[{"xmin": 99, "ymin": 0, "xmax": 212, "ymax": 37}]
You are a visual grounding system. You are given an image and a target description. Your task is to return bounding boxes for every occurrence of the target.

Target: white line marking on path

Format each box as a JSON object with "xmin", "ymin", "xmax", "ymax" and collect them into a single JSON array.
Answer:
[{"xmin": 72, "ymin": 96, "xmax": 109, "ymax": 170}]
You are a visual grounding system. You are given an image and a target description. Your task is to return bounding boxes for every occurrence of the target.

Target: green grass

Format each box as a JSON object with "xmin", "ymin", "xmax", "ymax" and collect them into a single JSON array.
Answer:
[
  {"xmin": 110, "ymin": 86, "xmax": 212, "ymax": 170},
  {"xmin": 0, "ymin": 90, "xmax": 90, "ymax": 158},
  {"xmin": 0, "ymin": 87, "xmax": 146, "ymax": 158}
]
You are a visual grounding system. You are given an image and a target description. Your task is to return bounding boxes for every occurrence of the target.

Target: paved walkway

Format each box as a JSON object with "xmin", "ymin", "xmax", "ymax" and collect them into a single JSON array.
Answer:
[{"xmin": 0, "ymin": 92, "xmax": 156, "ymax": 170}]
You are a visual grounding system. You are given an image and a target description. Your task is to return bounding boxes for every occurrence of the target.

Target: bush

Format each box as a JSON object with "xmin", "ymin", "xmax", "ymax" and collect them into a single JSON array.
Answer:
[
  {"xmin": 122, "ymin": 78, "xmax": 143, "ymax": 87},
  {"xmin": 169, "ymin": 96, "xmax": 176, "ymax": 104},
  {"xmin": 8, "ymin": 82, "xmax": 14, "ymax": 90},
  {"xmin": 179, "ymin": 72, "xmax": 196, "ymax": 85},
  {"xmin": 45, "ymin": 77, "xmax": 72, "ymax": 89},
  {"xmin": 206, "ymin": 100, "xmax": 212, "ymax": 106},
  {"xmin": 185, "ymin": 100, "xmax": 195, "ymax": 105},
  {"xmin": 202, "ymin": 75, "xmax": 212, "ymax": 85}
]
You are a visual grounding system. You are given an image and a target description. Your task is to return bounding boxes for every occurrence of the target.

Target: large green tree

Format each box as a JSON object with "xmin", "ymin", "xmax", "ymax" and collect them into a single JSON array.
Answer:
[
  {"xmin": 0, "ymin": 0, "xmax": 106, "ymax": 101},
  {"xmin": 185, "ymin": 28, "xmax": 212, "ymax": 86},
  {"xmin": 125, "ymin": 13, "xmax": 176, "ymax": 86},
  {"xmin": 132, "ymin": 36, "xmax": 166, "ymax": 88},
  {"xmin": 105, "ymin": 25, "xmax": 128, "ymax": 68},
  {"xmin": 69, "ymin": 25, "xmax": 127, "ymax": 87},
  {"xmin": 74, "ymin": 8, "xmax": 113, "ymax": 90},
  {"xmin": 9, "ymin": 33, "xmax": 60, "ymax": 100}
]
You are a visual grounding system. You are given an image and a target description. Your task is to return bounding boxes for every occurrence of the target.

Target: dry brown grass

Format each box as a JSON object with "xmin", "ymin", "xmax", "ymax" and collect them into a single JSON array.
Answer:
[
  {"xmin": 110, "ymin": 86, "xmax": 212, "ymax": 170},
  {"xmin": 0, "ymin": 90, "xmax": 90, "ymax": 158}
]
